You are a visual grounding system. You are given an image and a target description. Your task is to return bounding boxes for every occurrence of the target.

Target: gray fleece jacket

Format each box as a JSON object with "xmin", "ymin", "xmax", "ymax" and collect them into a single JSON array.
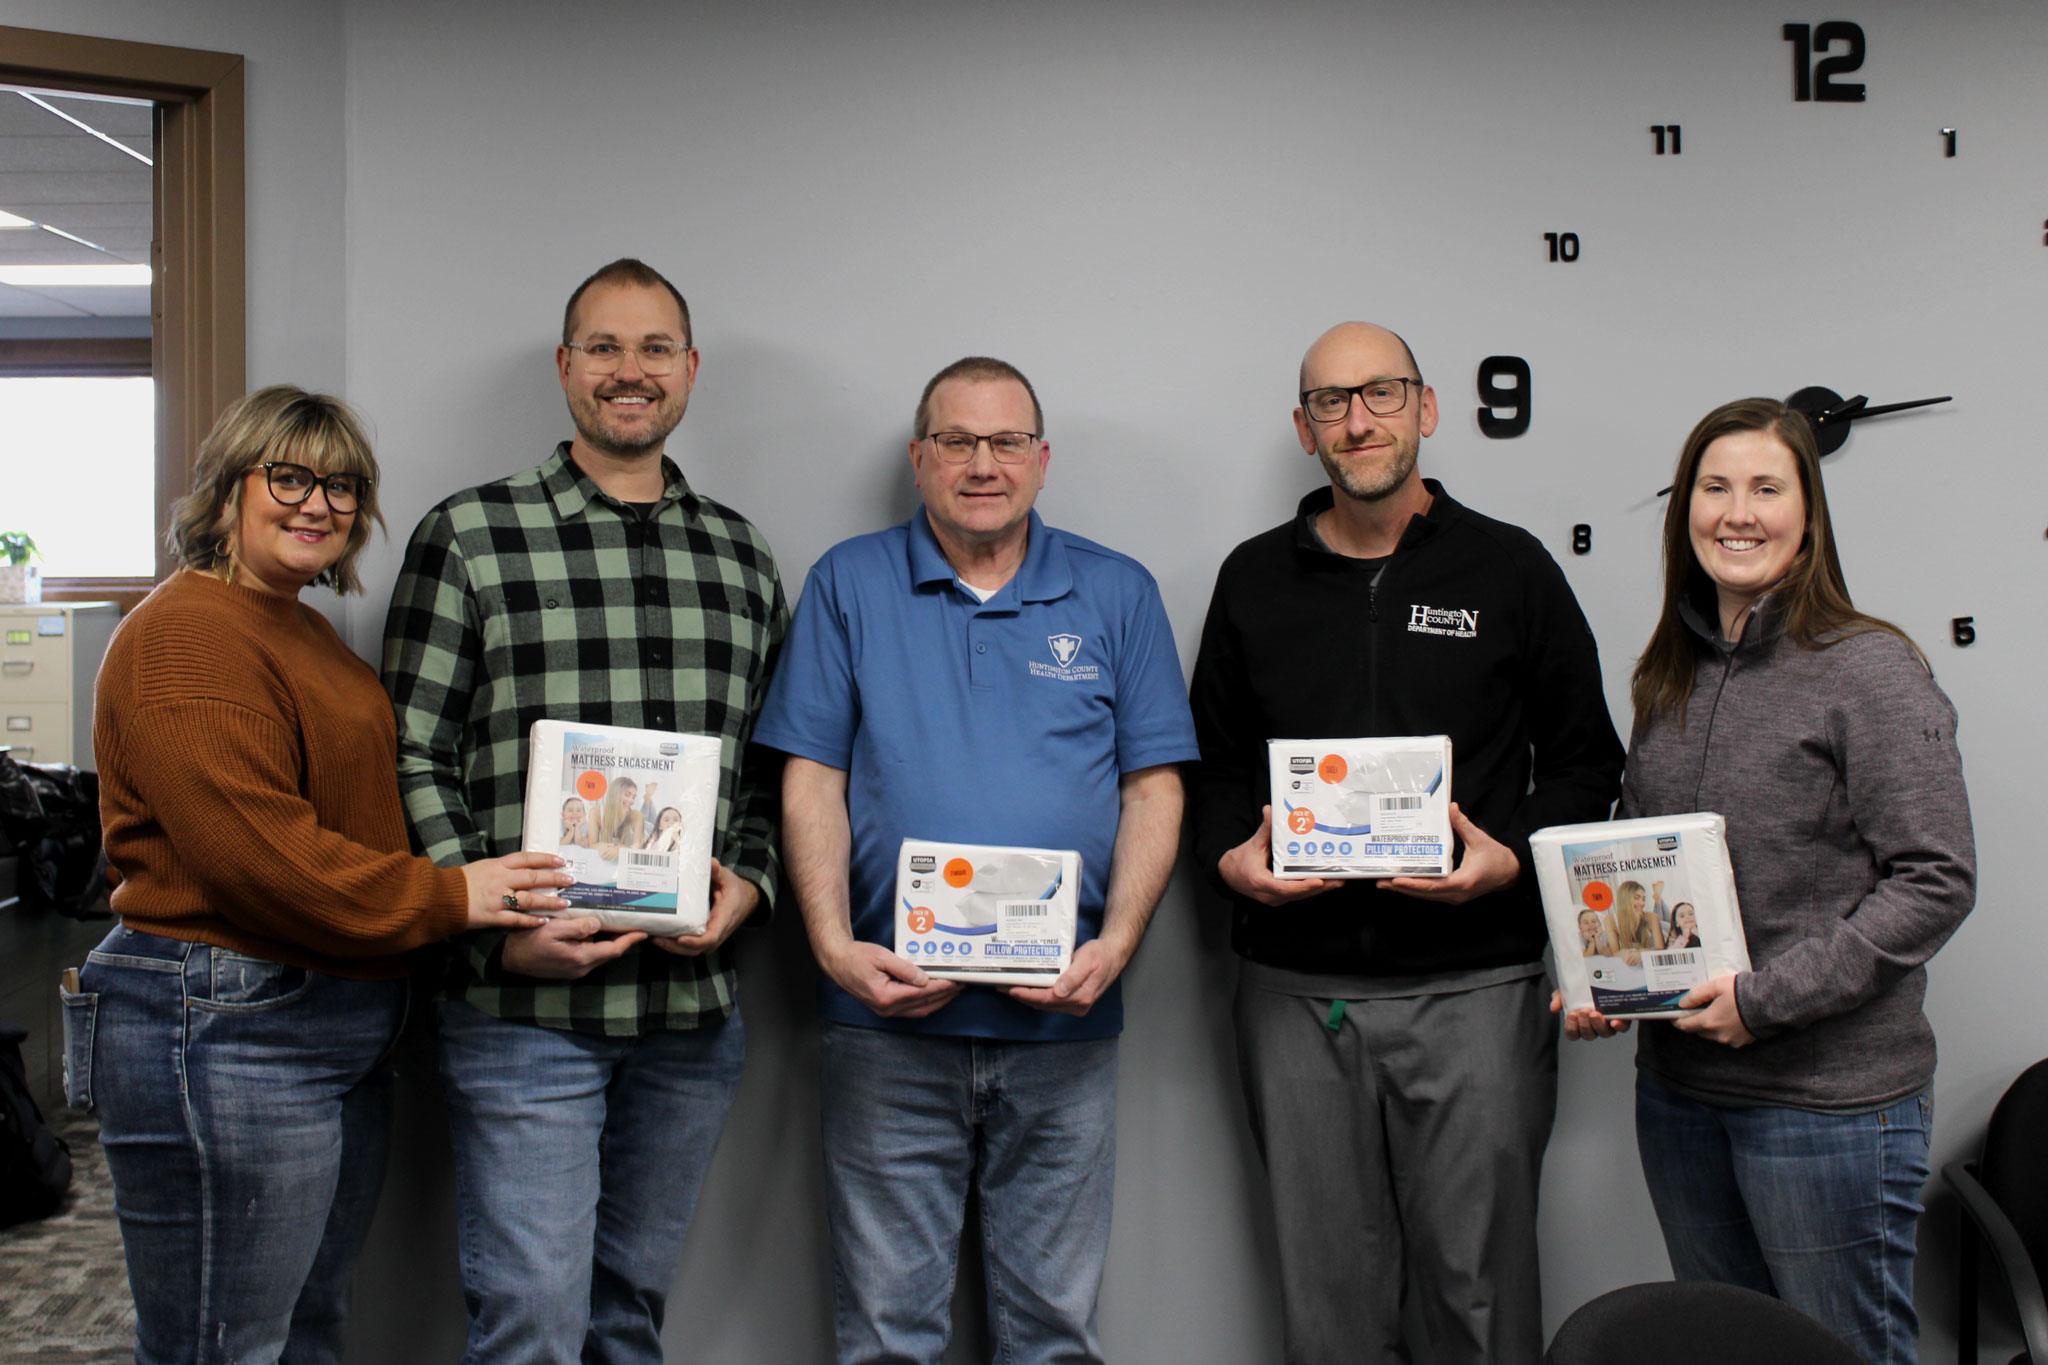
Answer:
[{"xmin": 1620, "ymin": 596, "xmax": 1976, "ymax": 1110}]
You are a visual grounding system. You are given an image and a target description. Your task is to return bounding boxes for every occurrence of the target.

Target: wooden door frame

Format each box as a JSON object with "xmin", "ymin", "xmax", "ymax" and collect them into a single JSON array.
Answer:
[{"xmin": 1, "ymin": 25, "xmax": 244, "ymax": 608}]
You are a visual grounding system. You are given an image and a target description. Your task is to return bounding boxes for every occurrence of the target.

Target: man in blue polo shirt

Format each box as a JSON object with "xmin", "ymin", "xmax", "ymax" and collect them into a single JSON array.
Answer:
[{"xmin": 755, "ymin": 356, "xmax": 1196, "ymax": 1365}]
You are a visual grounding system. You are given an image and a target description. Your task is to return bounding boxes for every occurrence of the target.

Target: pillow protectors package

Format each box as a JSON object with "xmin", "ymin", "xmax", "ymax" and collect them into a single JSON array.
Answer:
[
  {"xmin": 895, "ymin": 839, "xmax": 1081, "ymax": 985},
  {"xmin": 1267, "ymin": 736, "xmax": 1454, "ymax": 878},
  {"xmin": 521, "ymin": 720, "xmax": 723, "ymax": 936},
  {"xmin": 1532, "ymin": 812, "xmax": 1751, "ymax": 1019}
]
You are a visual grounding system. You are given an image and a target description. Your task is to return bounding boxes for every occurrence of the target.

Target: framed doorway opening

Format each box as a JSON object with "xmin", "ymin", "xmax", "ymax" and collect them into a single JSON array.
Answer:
[{"xmin": 0, "ymin": 24, "xmax": 243, "ymax": 610}]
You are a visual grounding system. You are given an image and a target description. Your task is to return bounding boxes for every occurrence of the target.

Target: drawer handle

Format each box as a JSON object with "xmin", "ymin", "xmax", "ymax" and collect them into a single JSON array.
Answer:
[{"xmin": 0, "ymin": 660, "xmax": 30, "ymax": 676}]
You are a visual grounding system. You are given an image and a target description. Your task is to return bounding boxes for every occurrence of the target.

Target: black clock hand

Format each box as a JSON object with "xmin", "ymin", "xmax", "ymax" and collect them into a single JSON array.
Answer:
[
  {"xmin": 1838, "ymin": 395, "xmax": 1951, "ymax": 421},
  {"xmin": 1787, "ymin": 385, "xmax": 1952, "ymax": 456},
  {"xmin": 1656, "ymin": 390, "xmax": 1953, "ymax": 495}
]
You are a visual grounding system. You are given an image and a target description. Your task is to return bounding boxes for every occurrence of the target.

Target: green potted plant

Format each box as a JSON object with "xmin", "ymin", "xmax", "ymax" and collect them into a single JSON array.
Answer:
[{"xmin": 0, "ymin": 532, "xmax": 42, "ymax": 604}]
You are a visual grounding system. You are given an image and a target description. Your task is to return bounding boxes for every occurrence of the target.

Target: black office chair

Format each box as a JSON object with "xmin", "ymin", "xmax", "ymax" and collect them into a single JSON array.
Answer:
[
  {"xmin": 1946, "ymin": 1058, "xmax": 2048, "ymax": 1365},
  {"xmin": 1544, "ymin": 1280, "xmax": 1863, "ymax": 1365}
]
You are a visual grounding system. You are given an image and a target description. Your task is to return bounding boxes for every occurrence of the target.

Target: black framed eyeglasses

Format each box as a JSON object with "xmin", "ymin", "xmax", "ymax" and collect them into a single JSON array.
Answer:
[
  {"xmin": 563, "ymin": 340, "xmax": 692, "ymax": 375},
  {"xmin": 1300, "ymin": 378, "xmax": 1423, "ymax": 423},
  {"xmin": 259, "ymin": 462, "xmax": 367, "ymax": 512},
  {"xmin": 925, "ymin": 431, "xmax": 1041, "ymax": 464}
]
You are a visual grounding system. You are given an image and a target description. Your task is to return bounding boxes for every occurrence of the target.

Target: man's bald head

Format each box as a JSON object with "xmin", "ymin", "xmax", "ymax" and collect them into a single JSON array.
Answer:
[
  {"xmin": 1298, "ymin": 322, "xmax": 1422, "ymax": 392},
  {"xmin": 1293, "ymin": 321, "xmax": 1438, "ymax": 507}
]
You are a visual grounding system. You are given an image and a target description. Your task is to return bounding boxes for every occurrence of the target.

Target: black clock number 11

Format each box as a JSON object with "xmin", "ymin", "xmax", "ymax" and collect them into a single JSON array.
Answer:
[{"xmin": 1784, "ymin": 21, "xmax": 1866, "ymax": 103}]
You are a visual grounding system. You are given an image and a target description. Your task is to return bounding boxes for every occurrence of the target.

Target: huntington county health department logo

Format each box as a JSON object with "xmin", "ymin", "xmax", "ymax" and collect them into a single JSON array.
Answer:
[
  {"xmin": 1029, "ymin": 633, "xmax": 1101, "ymax": 683},
  {"xmin": 1407, "ymin": 603, "xmax": 1480, "ymax": 639}
]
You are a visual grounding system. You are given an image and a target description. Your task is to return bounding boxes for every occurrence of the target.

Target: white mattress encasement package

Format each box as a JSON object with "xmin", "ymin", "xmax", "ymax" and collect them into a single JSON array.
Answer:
[
  {"xmin": 521, "ymin": 720, "xmax": 724, "ymax": 937},
  {"xmin": 894, "ymin": 839, "xmax": 1081, "ymax": 985},
  {"xmin": 1532, "ymin": 812, "xmax": 1751, "ymax": 1019},
  {"xmin": 1267, "ymin": 736, "xmax": 1454, "ymax": 878}
]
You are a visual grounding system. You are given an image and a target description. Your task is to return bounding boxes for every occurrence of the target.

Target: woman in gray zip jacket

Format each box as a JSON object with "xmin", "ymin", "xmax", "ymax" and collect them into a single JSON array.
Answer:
[{"xmin": 1565, "ymin": 396, "xmax": 1975, "ymax": 1365}]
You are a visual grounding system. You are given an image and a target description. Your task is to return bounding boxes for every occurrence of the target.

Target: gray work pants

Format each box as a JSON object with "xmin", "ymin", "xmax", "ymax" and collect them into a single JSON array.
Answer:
[{"xmin": 1234, "ymin": 968, "xmax": 1558, "ymax": 1365}]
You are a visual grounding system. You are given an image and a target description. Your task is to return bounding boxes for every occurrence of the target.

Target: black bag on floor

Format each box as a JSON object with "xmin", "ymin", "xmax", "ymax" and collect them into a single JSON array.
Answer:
[
  {"xmin": 0, "ymin": 1021, "xmax": 72, "ymax": 1226},
  {"xmin": 0, "ymin": 754, "xmax": 110, "ymax": 919}
]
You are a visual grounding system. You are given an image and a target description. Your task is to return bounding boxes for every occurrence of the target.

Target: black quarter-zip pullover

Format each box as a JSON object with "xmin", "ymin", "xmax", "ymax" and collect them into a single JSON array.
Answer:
[{"xmin": 1189, "ymin": 481, "xmax": 1625, "ymax": 977}]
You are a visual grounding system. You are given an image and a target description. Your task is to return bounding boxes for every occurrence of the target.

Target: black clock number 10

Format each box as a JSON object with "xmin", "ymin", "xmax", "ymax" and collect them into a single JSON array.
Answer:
[{"xmin": 1783, "ymin": 21, "xmax": 1866, "ymax": 103}]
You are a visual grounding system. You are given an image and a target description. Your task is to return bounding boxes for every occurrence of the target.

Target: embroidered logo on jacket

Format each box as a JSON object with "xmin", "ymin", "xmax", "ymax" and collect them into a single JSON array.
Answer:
[
  {"xmin": 1029, "ymin": 633, "xmax": 1101, "ymax": 682},
  {"xmin": 1407, "ymin": 604, "xmax": 1479, "ymax": 639}
]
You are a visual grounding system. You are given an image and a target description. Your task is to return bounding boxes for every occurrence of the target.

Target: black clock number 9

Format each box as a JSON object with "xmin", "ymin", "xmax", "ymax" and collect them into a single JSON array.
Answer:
[
  {"xmin": 1476, "ymin": 356, "xmax": 1531, "ymax": 439},
  {"xmin": 1783, "ymin": 21, "xmax": 1866, "ymax": 103}
]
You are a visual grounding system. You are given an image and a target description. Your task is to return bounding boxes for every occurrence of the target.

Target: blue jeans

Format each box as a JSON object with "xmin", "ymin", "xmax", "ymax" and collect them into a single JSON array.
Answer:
[
  {"xmin": 437, "ymin": 999, "xmax": 745, "ymax": 1365},
  {"xmin": 819, "ymin": 1022, "xmax": 1119, "ymax": 1365},
  {"xmin": 1635, "ymin": 1068, "xmax": 1931, "ymax": 1365},
  {"xmin": 66, "ymin": 926, "xmax": 406, "ymax": 1365}
]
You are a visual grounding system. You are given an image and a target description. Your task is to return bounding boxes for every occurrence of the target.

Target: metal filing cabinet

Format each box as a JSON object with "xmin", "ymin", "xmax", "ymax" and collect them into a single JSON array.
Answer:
[{"xmin": 0, "ymin": 602, "xmax": 119, "ymax": 770}]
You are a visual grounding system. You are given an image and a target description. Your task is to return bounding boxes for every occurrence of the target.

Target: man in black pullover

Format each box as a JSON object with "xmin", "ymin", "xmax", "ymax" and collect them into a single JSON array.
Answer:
[{"xmin": 1188, "ymin": 322, "xmax": 1623, "ymax": 1365}]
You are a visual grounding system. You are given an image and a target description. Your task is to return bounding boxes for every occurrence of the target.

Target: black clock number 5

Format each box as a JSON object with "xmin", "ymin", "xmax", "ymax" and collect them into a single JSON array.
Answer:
[
  {"xmin": 1476, "ymin": 356, "xmax": 1531, "ymax": 439},
  {"xmin": 1784, "ymin": 21, "xmax": 1866, "ymax": 103}
]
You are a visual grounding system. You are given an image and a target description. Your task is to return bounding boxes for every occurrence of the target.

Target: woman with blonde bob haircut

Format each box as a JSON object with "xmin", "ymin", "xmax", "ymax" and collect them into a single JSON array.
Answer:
[
  {"xmin": 1561, "ymin": 397, "xmax": 1975, "ymax": 1364},
  {"xmin": 68, "ymin": 384, "xmax": 577, "ymax": 1364},
  {"xmin": 168, "ymin": 383, "xmax": 385, "ymax": 595}
]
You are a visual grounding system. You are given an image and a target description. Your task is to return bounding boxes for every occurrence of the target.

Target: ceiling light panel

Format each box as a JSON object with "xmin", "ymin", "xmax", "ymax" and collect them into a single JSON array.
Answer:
[{"xmin": 0, "ymin": 263, "xmax": 150, "ymax": 286}]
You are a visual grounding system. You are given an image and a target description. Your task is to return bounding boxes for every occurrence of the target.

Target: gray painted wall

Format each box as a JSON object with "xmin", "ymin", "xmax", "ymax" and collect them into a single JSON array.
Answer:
[{"xmin": 27, "ymin": 0, "xmax": 2048, "ymax": 1359}]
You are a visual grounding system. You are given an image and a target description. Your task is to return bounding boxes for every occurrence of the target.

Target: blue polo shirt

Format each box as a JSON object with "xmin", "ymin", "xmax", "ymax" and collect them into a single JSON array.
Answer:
[{"xmin": 754, "ymin": 509, "xmax": 1199, "ymax": 1040}]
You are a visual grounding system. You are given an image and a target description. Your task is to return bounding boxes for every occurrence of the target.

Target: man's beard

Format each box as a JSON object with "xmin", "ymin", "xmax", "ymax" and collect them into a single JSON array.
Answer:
[
  {"xmin": 569, "ymin": 384, "xmax": 685, "ymax": 458},
  {"xmin": 1317, "ymin": 436, "xmax": 1417, "ymax": 502}
]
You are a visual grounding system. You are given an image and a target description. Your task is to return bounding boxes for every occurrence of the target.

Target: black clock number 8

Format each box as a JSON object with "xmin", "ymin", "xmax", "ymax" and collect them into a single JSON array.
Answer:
[
  {"xmin": 1476, "ymin": 356, "xmax": 1531, "ymax": 439},
  {"xmin": 1784, "ymin": 22, "xmax": 1866, "ymax": 103}
]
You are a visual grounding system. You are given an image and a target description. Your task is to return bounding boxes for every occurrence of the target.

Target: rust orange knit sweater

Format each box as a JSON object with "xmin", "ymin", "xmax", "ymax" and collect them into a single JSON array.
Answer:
[{"xmin": 94, "ymin": 569, "xmax": 468, "ymax": 978}]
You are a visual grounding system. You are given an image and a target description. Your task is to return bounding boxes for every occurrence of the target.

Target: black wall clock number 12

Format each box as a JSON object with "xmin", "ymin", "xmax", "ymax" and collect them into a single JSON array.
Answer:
[{"xmin": 1784, "ymin": 21, "xmax": 1866, "ymax": 102}]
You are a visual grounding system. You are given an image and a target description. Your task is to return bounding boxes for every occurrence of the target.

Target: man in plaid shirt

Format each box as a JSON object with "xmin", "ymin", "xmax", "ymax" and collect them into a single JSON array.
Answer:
[{"xmin": 381, "ymin": 258, "xmax": 787, "ymax": 1364}]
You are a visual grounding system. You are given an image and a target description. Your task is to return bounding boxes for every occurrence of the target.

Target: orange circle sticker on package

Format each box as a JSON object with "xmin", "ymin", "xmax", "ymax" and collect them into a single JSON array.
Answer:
[
  {"xmin": 907, "ymin": 907, "xmax": 935, "ymax": 934},
  {"xmin": 942, "ymin": 858, "xmax": 975, "ymax": 888},
  {"xmin": 576, "ymin": 770, "xmax": 608, "ymax": 801},
  {"xmin": 1582, "ymin": 881, "xmax": 1614, "ymax": 912},
  {"xmin": 1287, "ymin": 807, "xmax": 1317, "ymax": 835},
  {"xmin": 1317, "ymin": 754, "xmax": 1348, "ymax": 784}
]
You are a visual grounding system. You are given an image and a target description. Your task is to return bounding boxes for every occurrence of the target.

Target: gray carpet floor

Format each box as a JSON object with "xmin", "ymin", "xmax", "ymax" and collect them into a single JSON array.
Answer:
[{"xmin": 0, "ymin": 1111, "xmax": 136, "ymax": 1363}]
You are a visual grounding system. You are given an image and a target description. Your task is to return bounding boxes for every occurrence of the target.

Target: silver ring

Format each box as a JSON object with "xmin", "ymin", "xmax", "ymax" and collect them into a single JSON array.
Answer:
[{"xmin": 501, "ymin": 893, "xmax": 519, "ymax": 911}]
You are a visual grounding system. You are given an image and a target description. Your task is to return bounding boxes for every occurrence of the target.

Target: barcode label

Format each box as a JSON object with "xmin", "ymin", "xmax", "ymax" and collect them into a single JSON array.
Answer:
[
  {"xmin": 1380, "ymin": 796, "xmax": 1425, "ymax": 811},
  {"xmin": 1641, "ymin": 946, "xmax": 1707, "ymax": 993},
  {"xmin": 999, "ymin": 899, "xmax": 1056, "ymax": 940},
  {"xmin": 624, "ymin": 851, "xmax": 675, "ymax": 869}
]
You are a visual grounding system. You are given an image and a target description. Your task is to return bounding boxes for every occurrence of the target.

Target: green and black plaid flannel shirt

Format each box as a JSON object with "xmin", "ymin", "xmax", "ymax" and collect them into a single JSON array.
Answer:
[{"xmin": 381, "ymin": 443, "xmax": 788, "ymax": 1037}]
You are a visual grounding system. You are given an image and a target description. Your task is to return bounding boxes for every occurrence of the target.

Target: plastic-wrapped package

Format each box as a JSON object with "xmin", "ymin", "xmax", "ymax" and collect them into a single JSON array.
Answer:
[
  {"xmin": 522, "ymin": 720, "xmax": 723, "ymax": 936},
  {"xmin": 1267, "ymin": 736, "xmax": 1453, "ymax": 878},
  {"xmin": 895, "ymin": 840, "xmax": 1080, "ymax": 984},
  {"xmin": 1533, "ymin": 812, "xmax": 1750, "ymax": 1018}
]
